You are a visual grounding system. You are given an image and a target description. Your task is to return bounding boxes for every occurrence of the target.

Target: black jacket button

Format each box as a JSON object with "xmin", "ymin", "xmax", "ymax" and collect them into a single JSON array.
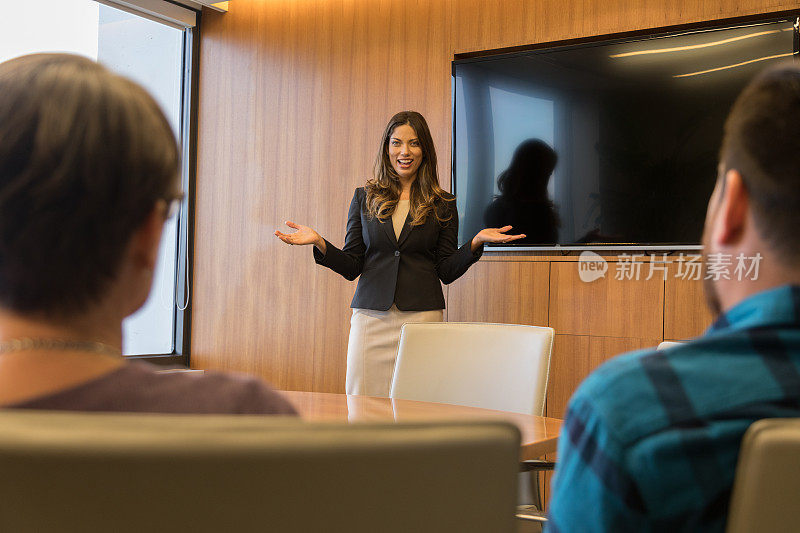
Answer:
[{"xmin": 394, "ymin": 250, "xmax": 400, "ymax": 257}]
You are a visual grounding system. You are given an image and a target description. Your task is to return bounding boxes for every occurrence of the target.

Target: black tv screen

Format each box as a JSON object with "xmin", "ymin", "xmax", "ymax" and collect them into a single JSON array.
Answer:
[{"xmin": 453, "ymin": 18, "xmax": 798, "ymax": 248}]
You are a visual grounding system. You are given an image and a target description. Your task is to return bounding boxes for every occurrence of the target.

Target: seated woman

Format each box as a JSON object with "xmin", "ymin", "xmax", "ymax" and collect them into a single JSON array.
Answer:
[{"xmin": 0, "ymin": 53, "xmax": 295, "ymax": 415}]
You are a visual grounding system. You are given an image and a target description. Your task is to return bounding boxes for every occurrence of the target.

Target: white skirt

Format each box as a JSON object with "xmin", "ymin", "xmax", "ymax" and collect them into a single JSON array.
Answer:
[{"xmin": 346, "ymin": 305, "xmax": 443, "ymax": 397}]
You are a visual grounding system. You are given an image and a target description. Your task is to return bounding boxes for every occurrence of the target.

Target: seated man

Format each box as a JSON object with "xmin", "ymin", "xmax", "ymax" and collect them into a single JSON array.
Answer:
[
  {"xmin": 547, "ymin": 63, "xmax": 800, "ymax": 531},
  {"xmin": 0, "ymin": 53, "xmax": 295, "ymax": 415}
]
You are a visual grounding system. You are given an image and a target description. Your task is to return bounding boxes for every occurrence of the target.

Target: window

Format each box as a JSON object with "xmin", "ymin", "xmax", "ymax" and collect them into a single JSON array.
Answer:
[{"xmin": 0, "ymin": 0, "xmax": 196, "ymax": 360}]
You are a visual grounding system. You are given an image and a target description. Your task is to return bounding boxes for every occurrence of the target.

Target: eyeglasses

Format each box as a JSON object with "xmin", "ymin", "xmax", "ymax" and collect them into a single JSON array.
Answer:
[{"xmin": 166, "ymin": 193, "xmax": 185, "ymax": 219}]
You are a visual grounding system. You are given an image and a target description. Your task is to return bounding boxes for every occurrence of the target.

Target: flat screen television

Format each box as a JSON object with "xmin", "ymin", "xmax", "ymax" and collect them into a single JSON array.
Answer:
[{"xmin": 452, "ymin": 17, "xmax": 799, "ymax": 249}]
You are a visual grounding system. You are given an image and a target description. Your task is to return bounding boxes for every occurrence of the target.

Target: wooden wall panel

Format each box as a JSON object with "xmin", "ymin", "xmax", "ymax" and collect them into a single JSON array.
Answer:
[
  {"xmin": 446, "ymin": 261, "xmax": 550, "ymax": 326},
  {"xmin": 193, "ymin": 0, "xmax": 453, "ymax": 391},
  {"xmin": 548, "ymin": 261, "xmax": 664, "ymax": 338},
  {"xmin": 450, "ymin": 0, "xmax": 798, "ymax": 55},
  {"xmin": 664, "ymin": 264, "xmax": 715, "ymax": 341},
  {"xmin": 194, "ymin": 0, "xmax": 800, "ymax": 392},
  {"xmin": 546, "ymin": 334, "xmax": 661, "ymax": 419}
]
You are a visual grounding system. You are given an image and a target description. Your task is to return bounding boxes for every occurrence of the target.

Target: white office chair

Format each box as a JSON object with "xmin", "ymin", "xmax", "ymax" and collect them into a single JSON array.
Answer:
[
  {"xmin": 657, "ymin": 341, "xmax": 685, "ymax": 350},
  {"xmin": 0, "ymin": 410, "xmax": 521, "ymax": 533},
  {"xmin": 726, "ymin": 418, "xmax": 800, "ymax": 533},
  {"xmin": 389, "ymin": 322, "xmax": 555, "ymax": 527},
  {"xmin": 390, "ymin": 322, "xmax": 554, "ymax": 416}
]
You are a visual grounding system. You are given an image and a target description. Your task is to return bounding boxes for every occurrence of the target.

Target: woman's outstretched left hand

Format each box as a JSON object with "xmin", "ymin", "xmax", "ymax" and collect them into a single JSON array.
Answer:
[{"xmin": 471, "ymin": 226, "xmax": 526, "ymax": 251}]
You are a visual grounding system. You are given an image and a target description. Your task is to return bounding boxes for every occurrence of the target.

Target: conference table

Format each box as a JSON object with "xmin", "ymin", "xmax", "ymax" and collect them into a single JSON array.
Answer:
[{"xmin": 282, "ymin": 390, "xmax": 562, "ymax": 459}]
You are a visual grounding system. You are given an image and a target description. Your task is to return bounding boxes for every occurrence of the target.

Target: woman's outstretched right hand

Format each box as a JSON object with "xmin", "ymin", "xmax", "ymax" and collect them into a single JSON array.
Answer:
[{"xmin": 275, "ymin": 221, "xmax": 326, "ymax": 253}]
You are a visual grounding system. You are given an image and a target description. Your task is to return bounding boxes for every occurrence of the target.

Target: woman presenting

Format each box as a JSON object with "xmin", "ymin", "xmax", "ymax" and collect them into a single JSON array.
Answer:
[{"xmin": 275, "ymin": 111, "xmax": 524, "ymax": 396}]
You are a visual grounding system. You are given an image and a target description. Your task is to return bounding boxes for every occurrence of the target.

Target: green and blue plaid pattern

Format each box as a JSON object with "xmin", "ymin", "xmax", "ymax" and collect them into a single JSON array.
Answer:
[{"xmin": 547, "ymin": 285, "xmax": 800, "ymax": 532}]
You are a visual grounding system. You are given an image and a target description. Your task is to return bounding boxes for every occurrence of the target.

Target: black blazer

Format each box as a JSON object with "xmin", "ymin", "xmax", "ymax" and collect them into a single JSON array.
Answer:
[{"xmin": 314, "ymin": 187, "xmax": 482, "ymax": 311}]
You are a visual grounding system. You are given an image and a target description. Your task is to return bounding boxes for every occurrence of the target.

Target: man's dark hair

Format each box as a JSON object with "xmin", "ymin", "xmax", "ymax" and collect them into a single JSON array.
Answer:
[
  {"xmin": 0, "ymin": 53, "xmax": 179, "ymax": 317},
  {"xmin": 721, "ymin": 62, "xmax": 800, "ymax": 264}
]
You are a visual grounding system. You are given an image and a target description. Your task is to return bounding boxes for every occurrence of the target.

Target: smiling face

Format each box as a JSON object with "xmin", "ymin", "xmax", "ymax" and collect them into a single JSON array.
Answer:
[{"xmin": 388, "ymin": 123, "xmax": 423, "ymax": 183}]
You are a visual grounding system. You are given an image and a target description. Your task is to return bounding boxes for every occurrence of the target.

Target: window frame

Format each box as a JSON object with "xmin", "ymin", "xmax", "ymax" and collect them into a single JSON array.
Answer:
[{"xmin": 124, "ymin": 6, "xmax": 200, "ymax": 367}]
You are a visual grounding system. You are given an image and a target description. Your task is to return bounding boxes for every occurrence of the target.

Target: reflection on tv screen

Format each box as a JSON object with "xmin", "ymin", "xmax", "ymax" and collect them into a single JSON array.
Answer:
[{"xmin": 453, "ymin": 19, "xmax": 796, "ymax": 247}]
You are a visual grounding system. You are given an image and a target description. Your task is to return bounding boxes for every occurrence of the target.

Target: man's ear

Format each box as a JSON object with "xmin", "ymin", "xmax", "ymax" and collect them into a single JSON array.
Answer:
[
  {"xmin": 130, "ymin": 201, "xmax": 167, "ymax": 271},
  {"xmin": 710, "ymin": 169, "xmax": 749, "ymax": 247}
]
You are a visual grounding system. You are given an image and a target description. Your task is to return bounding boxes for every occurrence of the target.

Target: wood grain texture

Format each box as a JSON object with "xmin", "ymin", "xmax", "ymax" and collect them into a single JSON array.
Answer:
[
  {"xmin": 282, "ymin": 390, "xmax": 562, "ymax": 460},
  {"xmin": 193, "ymin": 0, "xmax": 453, "ymax": 392},
  {"xmin": 446, "ymin": 261, "xmax": 550, "ymax": 326},
  {"xmin": 548, "ymin": 260, "xmax": 665, "ymax": 338},
  {"xmin": 545, "ymin": 334, "xmax": 661, "ymax": 419},
  {"xmin": 450, "ymin": 0, "xmax": 800, "ymax": 55},
  {"xmin": 194, "ymin": 0, "xmax": 800, "ymax": 392},
  {"xmin": 664, "ymin": 264, "xmax": 715, "ymax": 340}
]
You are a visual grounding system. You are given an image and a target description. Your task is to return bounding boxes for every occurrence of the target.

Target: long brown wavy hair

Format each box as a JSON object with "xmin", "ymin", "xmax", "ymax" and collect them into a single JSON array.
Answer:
[{"xmin": 364, "ymin": 111, "xmax": 453, "ymax": 226}]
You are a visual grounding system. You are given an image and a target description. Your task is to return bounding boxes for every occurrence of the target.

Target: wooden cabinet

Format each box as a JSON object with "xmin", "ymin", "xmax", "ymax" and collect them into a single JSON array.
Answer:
[
  {"xmin": 446, "ymin": 254, "xmax": 713, "ymax": 422},
  {"xmin": 549, "ymin": 261, "xmax": 664, "ymax": 339},
  {"xmin": 665, "ymin": 265, "xmax": 714, "ymax": 341},
  {"xmin": 447, "ymin": 260, "xmax": 549, "ymax": 325}
]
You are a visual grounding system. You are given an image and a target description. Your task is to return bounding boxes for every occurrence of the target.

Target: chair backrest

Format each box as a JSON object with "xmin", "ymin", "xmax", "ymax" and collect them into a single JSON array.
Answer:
[
  {"xmin": 657, "ymin": 341, "xmax": 684, "ymax": 350},
  {"xmin": 0, "ymin": 410, "xmax": 520, "ymax": 533},
  {"xmin": 726, "ymin": 418, "xmax": 800, "ymax": 533},
  {"xmin": 390, "ymin": 322, "xmax": 554, "ymax": 415}
]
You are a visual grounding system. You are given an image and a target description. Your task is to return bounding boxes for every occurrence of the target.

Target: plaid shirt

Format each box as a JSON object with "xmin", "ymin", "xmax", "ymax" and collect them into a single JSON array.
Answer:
[{"xmin": 547, "ymin": 284, "xmax": 800, "ymax": 532}]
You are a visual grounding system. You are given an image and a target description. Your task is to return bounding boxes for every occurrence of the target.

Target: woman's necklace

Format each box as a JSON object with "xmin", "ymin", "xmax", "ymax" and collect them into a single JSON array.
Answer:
[{"xmin": 0, "ymin": 338, "xmax": 122, "ymax": 359}]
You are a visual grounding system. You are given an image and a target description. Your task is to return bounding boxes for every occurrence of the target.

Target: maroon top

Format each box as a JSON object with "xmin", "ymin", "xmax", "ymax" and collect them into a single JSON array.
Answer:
[{"xmin": 8, "ymin": 361, "xmax": 297, "ymax": 415}]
